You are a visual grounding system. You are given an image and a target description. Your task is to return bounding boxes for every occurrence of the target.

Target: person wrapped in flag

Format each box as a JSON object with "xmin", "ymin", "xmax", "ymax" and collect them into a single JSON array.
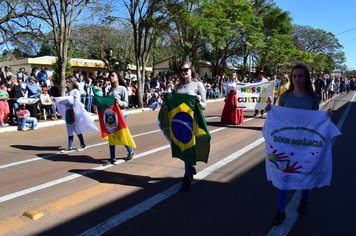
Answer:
[
  {"xmin": 100, "ymin": 71, "xmax": 136, "ymax": 165},
  {"xmin": 160, "ymin": 61, "xmax": 210, "ymax": 193}
]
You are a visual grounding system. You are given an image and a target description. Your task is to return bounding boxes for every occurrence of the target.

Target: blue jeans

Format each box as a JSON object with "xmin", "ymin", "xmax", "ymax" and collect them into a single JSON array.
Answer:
[
  {"xmin": 68, "ymin": 134, "xmax": 85, "ymax": 148},
  {"xmin": 109, "ymin": 115, "xmax": 133, "ymax": 160},
  {"xmin": 80, "ymin": 94, "xmax": 86, "ymax": 107},
  {"xmin": 277, "ymin": 189, "xmax": 310, "ymax": 210},
  {"xmin": 184, "ymin": 162, "xmax": 193, "ymax": 177},
  {"xmin": 20, "ymin": 117, "xmax": 37, "ymax": 129},
  {"xmin": 42, "ymin": 105, "xmax": 56, "ymax": 117},
  {"xmin": 85, "ymin": 95, "xmax": 92, "ymax": 113}
]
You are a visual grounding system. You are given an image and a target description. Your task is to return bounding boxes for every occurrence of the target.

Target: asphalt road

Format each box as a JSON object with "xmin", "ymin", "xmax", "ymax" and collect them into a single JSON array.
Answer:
[{"xmin": 0, "ymin": 92, "xmax": 355, "ymax": 236}]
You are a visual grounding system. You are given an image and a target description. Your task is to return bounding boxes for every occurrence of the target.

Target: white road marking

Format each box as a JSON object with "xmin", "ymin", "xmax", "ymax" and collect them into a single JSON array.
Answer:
[
  {"xmin": 0, "ymin": 115, "xmax": 233, "ymax": 202},
  {"xmin": 78, "ymin": 137, "xmax": 265, "ymax": 236}
]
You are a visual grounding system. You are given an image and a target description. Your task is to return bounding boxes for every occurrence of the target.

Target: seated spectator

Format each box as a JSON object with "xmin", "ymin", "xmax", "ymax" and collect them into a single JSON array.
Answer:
[
  {"xmin": 148, "ymin": 93, "xmax": 162, "ymax": 111},
  {"xmin": 17, "ymin": 104, "xmax": 38, "ymax": 131},
  {"xmin": 40, "ymin": 87, "xmax": 57, "ymax": 120}
]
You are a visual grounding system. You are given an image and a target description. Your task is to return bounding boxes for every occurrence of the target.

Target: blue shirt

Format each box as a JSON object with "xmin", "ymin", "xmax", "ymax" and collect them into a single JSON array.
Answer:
[
  {"xmin": 37, "ymin": 71, "xmax": 48, "ymax": 85},
  {"xmin": 27, "ymin": 82, "xmax": 40, "ymax": 98}
]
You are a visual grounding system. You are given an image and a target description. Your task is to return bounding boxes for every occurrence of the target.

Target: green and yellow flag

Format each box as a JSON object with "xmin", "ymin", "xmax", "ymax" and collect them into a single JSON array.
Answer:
[
  {"xmin": 158, "ymin": 93, "xmax": 211, "ymax": 165},
  {"xmin": 94, "ymin": 96, "xmax": 136, "ymax": 148}
]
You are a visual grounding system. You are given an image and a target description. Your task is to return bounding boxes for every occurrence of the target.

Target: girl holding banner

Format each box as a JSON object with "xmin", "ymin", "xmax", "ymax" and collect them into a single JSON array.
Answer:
[
  {"xmin": 221, "ymin": 72, "xmax": 243, "ymax": 125},
  {"xmin": 265, "ymin": 64, "xmax": 334, "ymax": 225},
  {"xmin": 60, "ymin": 76, "xmax": 87, "ymax": 152}
]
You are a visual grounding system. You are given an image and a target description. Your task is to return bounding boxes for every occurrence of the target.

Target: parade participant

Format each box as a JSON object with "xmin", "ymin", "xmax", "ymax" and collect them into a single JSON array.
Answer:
[
  {"xmin": 17, "ymin": 104, "xmax": 38, "ymax": 131},
  {"xmin": 253, "ymin": 71, "xmax": 268, "ymax": 117},
  {"xmin": 265, "ymin": 64, "xmax": 333, "ymax": 226},
  {"xmin": 103, "ymin": 70, "xmax": 135, "ymax": 165},
  {"xmin": 274, "ymin": 74, "xmax": 290, "ymax": 105},
  {"xmin": 173, "ymin": 61, "xmax": 206, "ymax": 192},
  {"xmin": 61, "ymin": 76, "xmax": 87, "ymax": 153},
  {"xmin": 221, "ymin": 72, "xmax": 243, "ymax": 125},
  {"xmin": 0, "ymin": 81, "xmax": 10, "ymax": 127}
]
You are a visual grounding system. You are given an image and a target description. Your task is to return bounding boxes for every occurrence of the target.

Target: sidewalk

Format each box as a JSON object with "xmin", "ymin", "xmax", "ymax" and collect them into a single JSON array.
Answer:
[{"xmin": 0, "ymin": 108, "xmax": 152, "ymax": 134}]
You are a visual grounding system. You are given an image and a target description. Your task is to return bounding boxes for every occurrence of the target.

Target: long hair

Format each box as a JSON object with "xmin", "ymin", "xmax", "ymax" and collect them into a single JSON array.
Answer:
[
  {"xmin": 66, "ymin": 76, "xmax": 79, "ymax": 91},
  {"xmin": 281, "ymin": 74, "xmax": 290, "ymax": 85},
  {"xmin": 178, "ymin": 61, "xmax": 200, "ymax": 84},
  {"xmin": 175, "ymin": 61, "xmax": 200, "ymax": 91},
  {"xmin": 230, "ymin": 72, "xmax": 237, "ymax": 81},
  {"xmin": 109, "ymin": 70, "xmax": 128, "ymax": 88},
  {"xmin": 288, "ymin": 64, "xmax": 314, "ymax": 97}
]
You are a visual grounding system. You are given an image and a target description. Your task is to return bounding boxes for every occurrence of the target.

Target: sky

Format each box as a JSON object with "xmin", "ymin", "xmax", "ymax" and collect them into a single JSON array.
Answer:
[{"xmin": 273, "ymin": 0, "xmax": 356, "ymax": 71}]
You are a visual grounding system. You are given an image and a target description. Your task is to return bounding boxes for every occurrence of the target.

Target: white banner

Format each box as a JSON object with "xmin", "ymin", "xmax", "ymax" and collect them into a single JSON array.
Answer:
[
  {"xmin": 236, "ymin": 81, "xmax": 274, "ymax": 110},
  {"xmin": 55, "ymin": 96, "xmax": 98, "ymax": 136},
  {"xmin": 262, "ymin": 105, "xmax": 341, "ymax": 190}
]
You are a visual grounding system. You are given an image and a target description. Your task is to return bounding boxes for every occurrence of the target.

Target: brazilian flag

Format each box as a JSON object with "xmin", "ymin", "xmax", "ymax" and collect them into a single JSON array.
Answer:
[{"xmin": 158, "ymin": 93, "xmax": 211, "ymax": 165}]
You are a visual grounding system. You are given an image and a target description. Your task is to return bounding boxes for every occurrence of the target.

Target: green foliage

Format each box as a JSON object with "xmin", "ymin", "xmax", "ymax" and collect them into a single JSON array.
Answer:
[{"xmin": 52, "ymin": 59, "xmax": 72, "ymax": 82}]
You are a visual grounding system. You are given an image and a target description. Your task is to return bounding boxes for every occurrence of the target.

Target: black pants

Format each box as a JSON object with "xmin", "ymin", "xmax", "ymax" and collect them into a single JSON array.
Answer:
[{"xmin": 27, "ymin": 103, "xmax": 38, "ymax": 118}]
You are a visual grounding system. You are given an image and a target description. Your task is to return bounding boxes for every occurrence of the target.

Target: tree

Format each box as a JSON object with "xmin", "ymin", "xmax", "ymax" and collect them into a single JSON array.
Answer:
[
  {"xmin": 200, "ymin": 0, "xmax": 257, "ymax": 77},
  {"xmin": 71, "ymin": 18, "xmax": 135, "ymax": 71},
  {"xmin": 33, "ymin": 0, "xmax": 99, "ymax": 96},
  {"xmin": 291, "ymin": 25, "xmax": 345, "ymax": 74},
  {"xmin": 256, "ymin": 4, "xmax": 295, "ymax": 74},
  {"xmin": 0, "ymin": 0, "xmax": 42, "ymax": 50},
  {"xmin": 122, "ymin": 0, "xmax": 180, "ymax": 108}
]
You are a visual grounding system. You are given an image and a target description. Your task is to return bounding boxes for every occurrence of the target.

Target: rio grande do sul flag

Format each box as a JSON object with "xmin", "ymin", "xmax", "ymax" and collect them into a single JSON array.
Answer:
[
  {"xmin": 94, "ymin": 96, "xmax": 136, "ymax": 148},
  {"xmin": 158, "ymin": 93, "xmax": 211, "ymax": 165},
  {"xmin": 262, "ymin": 105, "xmax": 341, "ymax": 190},
  {"xmin": 54, "ymin": 96, "xmax": 98, "ymax": 136},
  {"xmin": 236, "ymin": 81, "xmax": 274, "ymax": 110}
]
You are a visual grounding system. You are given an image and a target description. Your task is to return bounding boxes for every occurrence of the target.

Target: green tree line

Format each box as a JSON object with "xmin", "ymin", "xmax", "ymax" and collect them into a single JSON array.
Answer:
[{"xmin": 0, "ymin": 0, "xmax": 346, "ymax": 107}]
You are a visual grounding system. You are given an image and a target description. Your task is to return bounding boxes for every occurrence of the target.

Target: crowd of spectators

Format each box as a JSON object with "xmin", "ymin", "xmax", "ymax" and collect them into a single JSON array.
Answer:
[{"xmin": 1, "ymin": 64, "xmax": 354, "ymax": 129}]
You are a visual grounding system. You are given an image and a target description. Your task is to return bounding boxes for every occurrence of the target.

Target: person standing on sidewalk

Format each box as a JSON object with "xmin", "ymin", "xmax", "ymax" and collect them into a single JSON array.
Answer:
[{"xmin": 103, "ymin": 70, "xmax": 135, "ymax": 165}]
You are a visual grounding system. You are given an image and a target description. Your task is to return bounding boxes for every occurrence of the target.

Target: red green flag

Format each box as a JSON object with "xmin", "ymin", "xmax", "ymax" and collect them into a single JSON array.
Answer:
[{"xmin": 94, "ymin": 96, "xmax": 136, "ymax": 148}]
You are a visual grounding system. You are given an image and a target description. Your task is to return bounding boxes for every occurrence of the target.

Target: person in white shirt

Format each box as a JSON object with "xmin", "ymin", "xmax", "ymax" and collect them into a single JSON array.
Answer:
[{"xmin": 221, "ymin": 73, "xmax": 243, "ymax": 124}]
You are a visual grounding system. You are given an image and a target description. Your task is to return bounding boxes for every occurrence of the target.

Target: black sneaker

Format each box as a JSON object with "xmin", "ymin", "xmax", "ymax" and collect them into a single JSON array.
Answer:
[
  {"xmin": 297, "ymin": 199, "xmax": 308, "ymax": 214},
  {"xmin": 103, "ymin": 159, "xmax": 116, "ymax": 166},
  {"xmin": 61, "ymin": 147, "xmax": 73, "ymax": 153},
  {"xmin": 126, "ymin": 151, "xmax": 135, "ymax": 161},
  {"xmin": 190, "ymin": 167, "xmax": 197, "ymax": 181},
  {"xmin": 272, "ymin": 210, "xmax": 286, "ymax": 226},
  {"xmin": 77, "ymin": 145, "xmax": 86, "ymax": 151},
  {"xmin": 179, "ymin": 176, "xmax": 191, "ymax": 193}
]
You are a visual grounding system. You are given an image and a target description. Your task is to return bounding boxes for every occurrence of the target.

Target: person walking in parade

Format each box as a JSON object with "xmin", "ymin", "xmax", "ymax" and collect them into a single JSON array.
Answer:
[
  {"xmin": 221, "ymin": 72, "xmax": 243, "ymax": 125},
  {"xmin": 265, "ymin": 64, "xmax": 333, "ymax": 226},
  {"xmin": 103, "ymin": 70, "xmax": 135, "ymax": 165},
  {"xmin": 61, "ymin": 76, "xmax": 87, "ymax": 153},
  {"xmin": 274, "ymin": 74, "xmax": 290, "ymax": 105},
  {"xmin": 173, "ymin": 61, "xmax": 207, "ymax": 192}
]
